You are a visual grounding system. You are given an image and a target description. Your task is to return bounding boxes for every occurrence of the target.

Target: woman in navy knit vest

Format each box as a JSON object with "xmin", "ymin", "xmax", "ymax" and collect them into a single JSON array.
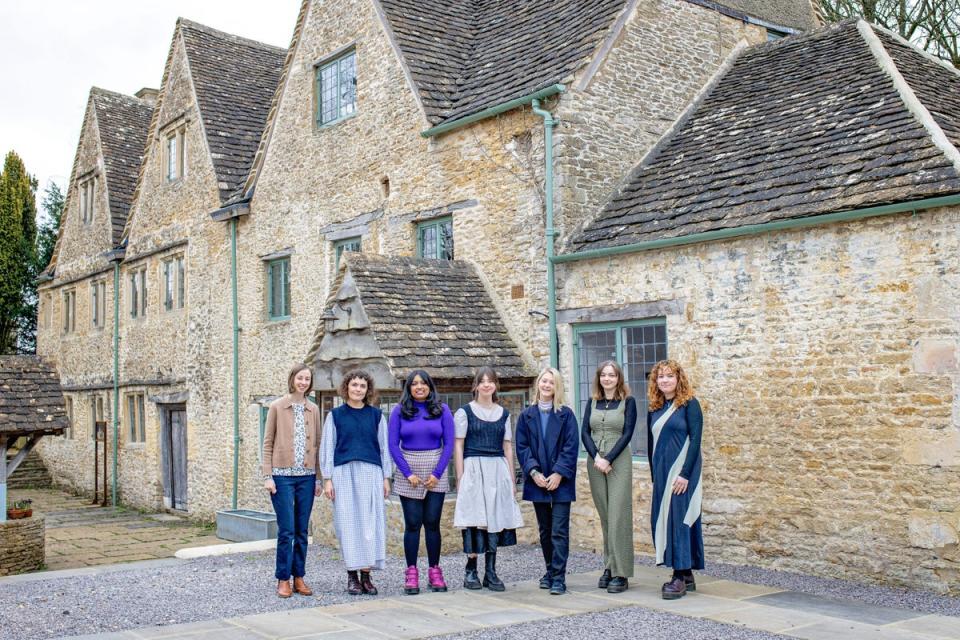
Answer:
[
  {"xmin": 388, "ymin": 369, "xmax": 455, "ymax": 595},
  {"xmin": 319, "ymin": 369, "xmax": 393, "ymax": 595}
]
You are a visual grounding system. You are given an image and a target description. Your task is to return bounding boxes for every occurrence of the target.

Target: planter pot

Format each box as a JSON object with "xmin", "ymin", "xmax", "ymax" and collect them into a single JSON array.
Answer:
[{"xmin": 6, "ymin": 508, "xmax": 32, "ymax": 520}]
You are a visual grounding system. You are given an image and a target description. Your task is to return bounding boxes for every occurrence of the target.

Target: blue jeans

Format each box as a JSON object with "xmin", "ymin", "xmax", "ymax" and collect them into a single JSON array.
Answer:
[{"xmin": 270, "ymin": 474, "xmax": 316, "ymax": 580}]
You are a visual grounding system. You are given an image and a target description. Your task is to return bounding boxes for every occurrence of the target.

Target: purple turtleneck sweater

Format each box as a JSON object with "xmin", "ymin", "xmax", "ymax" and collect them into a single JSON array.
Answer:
[{"xmin": 388, "ymin": 402, "xmax": 455, "ymax": 480}]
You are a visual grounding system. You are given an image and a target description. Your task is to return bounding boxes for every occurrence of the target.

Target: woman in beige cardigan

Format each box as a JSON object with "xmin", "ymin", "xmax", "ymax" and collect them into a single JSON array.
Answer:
[{"xmin": 262, "ymin": 363, "xmax": 322, "ymax": 598}]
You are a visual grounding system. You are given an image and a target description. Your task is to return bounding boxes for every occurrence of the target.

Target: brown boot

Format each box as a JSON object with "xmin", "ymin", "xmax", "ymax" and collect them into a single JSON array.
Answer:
[
  {"xmin": 661, "ymin": 577, "xmax": 687, "ymax": 600},
  {"xmin": 293, "ymin": 577, "xmax": 313, "ymax": 596},
  {"xmin": 347, "ymin": 571, "xmax": 362, "ymax": 595},
  {"xmin": 277, "ymin": 579, "xmax": 292, "ymax": 598},
  {"xmin": 360, "ymin": 570, "xmax": 378, "ymax": 595}
]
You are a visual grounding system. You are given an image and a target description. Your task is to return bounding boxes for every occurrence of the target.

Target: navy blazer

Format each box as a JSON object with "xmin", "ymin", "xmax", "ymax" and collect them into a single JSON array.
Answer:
[{"xmin": 515, "ymin": 404, "xmax": 579, "ymax": 503}]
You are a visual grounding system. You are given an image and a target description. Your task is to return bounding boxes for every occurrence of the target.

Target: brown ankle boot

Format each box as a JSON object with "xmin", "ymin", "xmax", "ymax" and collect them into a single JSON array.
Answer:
[
  {"xmin": 360, "ymin": 570, "xmax": 378, "ymax": 595},
  {"xmin": 347, "ymin": 571, "xmax": 362, "ymax": 595},
  {"xmin": 293, "ymin": 576, "xmax": 313, "ymax": 596},
  {"xmin": 277, "ymin": 579, "xmax": 292, "ymax": 598}
]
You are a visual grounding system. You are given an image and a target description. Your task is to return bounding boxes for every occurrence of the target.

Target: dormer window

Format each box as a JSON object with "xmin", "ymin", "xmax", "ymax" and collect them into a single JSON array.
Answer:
[
  {"xmin": 316, "ymin": 50, "xmax": 357, "ymax": 126},
  {"xmin": 164, "ymin": 126, "xmax": 186, "ymax": 181},
  {"xmin": 79, "ymin": 177, "xmax": 95, "ymax": 224}
]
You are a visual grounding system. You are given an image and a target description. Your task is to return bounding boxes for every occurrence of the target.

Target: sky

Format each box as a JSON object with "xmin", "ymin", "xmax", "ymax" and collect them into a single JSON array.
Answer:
[{"xmin": 0, "ymin": 1, "xmax": 301, "ymax": 211}]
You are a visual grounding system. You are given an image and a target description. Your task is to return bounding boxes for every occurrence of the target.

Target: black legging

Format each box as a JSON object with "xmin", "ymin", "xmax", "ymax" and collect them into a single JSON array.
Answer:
[{"xmin": 399, "ymin": 492, "xmax": 445, "ymax": 567}]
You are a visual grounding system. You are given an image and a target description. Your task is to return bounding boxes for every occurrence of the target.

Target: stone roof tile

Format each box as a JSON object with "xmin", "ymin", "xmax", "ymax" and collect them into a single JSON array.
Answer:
[
  {"xmin": 568, "ymin": 20, "xmax": 960, "ymax": 252},
  {"xmin": 0, "ymin": 356, "xmax": 69, "ymax": 436}
]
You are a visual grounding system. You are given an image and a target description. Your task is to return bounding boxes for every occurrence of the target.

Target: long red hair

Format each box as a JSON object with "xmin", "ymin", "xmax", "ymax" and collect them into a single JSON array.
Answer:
[{"xmin": 647, "ymin": 359, "xmax": 694, "ymax": 411}]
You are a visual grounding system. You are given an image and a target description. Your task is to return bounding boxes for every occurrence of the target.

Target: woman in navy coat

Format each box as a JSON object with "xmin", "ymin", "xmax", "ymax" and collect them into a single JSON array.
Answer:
[{"xmin": 515, "ymin": 366, "xmax": 579, "ymax": 595}]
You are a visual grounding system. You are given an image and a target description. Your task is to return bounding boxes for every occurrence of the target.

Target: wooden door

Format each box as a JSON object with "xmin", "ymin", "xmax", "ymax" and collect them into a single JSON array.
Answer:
[{"xmin": 161, "ymin": 405, "xmax": 188, "ymax": 511}]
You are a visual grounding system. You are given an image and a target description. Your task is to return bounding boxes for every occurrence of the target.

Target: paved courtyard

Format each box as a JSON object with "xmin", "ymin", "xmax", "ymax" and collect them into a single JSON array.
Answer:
[{"xmin": 7, "ymin": 487, "xmax": 223, "ymax": 571}]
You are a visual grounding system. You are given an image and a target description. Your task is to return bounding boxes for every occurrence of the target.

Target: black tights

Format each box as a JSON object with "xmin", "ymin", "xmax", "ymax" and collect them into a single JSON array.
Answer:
[
  {"xmin": 399, "ymin": 492, "xmax": 445, "ymax": 567},
  {"xmin": 672, "ymin": 568, "xmax": 694, "ymax": 579}
]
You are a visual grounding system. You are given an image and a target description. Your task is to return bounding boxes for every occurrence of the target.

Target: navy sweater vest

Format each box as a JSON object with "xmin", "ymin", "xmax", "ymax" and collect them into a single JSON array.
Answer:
[{"xmin": 331, "ymin": 404, "xmax": 383, "ymax": 468}]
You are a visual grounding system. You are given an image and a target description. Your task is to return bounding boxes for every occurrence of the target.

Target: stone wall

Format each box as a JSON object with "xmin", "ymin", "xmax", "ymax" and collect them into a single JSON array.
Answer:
[
  {"xmin": 556, "ymin": 207, "xmax": 960, "ymax": 594},
  {"xmin": 0, "ymin": 515, "xmax": 45, "ymax": 576}
]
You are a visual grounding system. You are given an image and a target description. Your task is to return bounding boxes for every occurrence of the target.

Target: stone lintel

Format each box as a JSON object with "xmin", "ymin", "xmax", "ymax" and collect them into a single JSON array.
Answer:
[{"xmin": 556, "ymin": 298, "xmax": 685, "ymax": 325}]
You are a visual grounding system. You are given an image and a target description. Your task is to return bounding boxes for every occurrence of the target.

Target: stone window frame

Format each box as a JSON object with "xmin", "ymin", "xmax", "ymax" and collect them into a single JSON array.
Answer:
[
  {"xmin": 129, "ymin": 267, "xmax": 148, "ymax": 319},
  {"xmin": 126, "ymin": 392, "xmax": 147, "ymax": 445},
  {"xmin": 334, "ymin": 236, "xmax": 361, "ymax": 269},
  {"xmin": 162, "ymin": 254, "xmax": 186, "ymax": 312},
  {"xmin": 78, "ymin": 176, "xmax": 96, "ymax": 225},
  {"xmin": 571, "ymin": 317, "xmax": 668, "ymax": 459},
  {"xmin": 314, "ymin": 46, "xmax": 358, "ymax": 128},
  {"xmin": 163, "ymin": 124, "xmax": 187, "ymax": 182},
  {"xmin": 90, "ymin": 392, "xmax": 109, "ymax": 441},
  {"xmin": 416, "ymin": 216, "xmax": 454, "ymax": 260},
  {"xmin": 63, "ymin": 395, "xmax": 74, "ymax": 440},
  {"xmin": 90, "ymin": 279, "xmax": 107, "ymax": 329},
  {"xmin": 62, "ymin": 288, "xmax": 76, "ymax": 335},
  {"xmin": 266, "ymin": 256, "xmax": 291, "ymax": 321}
]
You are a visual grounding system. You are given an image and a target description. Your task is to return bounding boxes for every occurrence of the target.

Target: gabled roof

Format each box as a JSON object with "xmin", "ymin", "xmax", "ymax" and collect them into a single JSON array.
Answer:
[
  {"xmin": 178, "ymin": 19, "xmax": 286, "ymax": 203},
  {"xmin": 90, "ymin": 88, "xmax": 154, "ymax": 245},
  {"xmin": 307, "ymin": 254, "xmax": 529, "ymax": 381},
  {"xmin": 0, "ymin": 356, "xmax": 69, "ymax": 436},
  {"xmin": 568, "ymin": 20, "xmax": 960, "ymax": 253},
  {"xmin": 378, "ymin": 0, "xmax": 628, "ymax": 126}
]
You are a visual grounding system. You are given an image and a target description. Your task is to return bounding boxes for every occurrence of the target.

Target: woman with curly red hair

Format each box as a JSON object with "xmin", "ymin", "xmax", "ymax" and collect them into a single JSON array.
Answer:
[{"xmin": 646, "ymin": 359, "xmax": 703, "ymax": 600}]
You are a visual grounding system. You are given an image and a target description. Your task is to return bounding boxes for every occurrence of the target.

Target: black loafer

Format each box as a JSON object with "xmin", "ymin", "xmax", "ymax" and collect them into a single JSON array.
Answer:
[
  {"xmin": 597, "ymin": 569, "xmax": 612, "ymax": 589},
  {"xmin": 606, "ymin": 576, "xmax": 628, "ymax": 593},
  {"xmin": 539, "ymin": 572, "xmax": 552, "ymax": 589},
  {"xmin": 549, "ymin": 580, "xmax": 566, "ymax": 595}
]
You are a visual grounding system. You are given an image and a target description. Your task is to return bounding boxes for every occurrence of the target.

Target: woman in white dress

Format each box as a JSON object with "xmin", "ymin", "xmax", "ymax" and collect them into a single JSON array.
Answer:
[
  {"xmin": 320, "ymin": 369, "xmax": 393, "ymax": 595},
  {"xmin": 453, "ymin": 366, "xmax": 524, "ymax": 591}
]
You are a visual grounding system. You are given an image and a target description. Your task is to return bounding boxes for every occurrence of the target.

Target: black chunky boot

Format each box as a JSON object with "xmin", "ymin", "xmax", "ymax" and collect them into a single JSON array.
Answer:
[
  {"xmin": 482, "ymin": 551, "xmax": 505, "ymax": 591},
  {"xmin": 464, "ymin": 556, "xmax": 482, "ymax": 590}
]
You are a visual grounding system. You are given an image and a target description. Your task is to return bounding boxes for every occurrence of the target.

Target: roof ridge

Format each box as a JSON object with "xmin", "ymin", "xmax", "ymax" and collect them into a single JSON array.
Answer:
[
  {"xmin": 177, "ymin": 17, "xmax": 286, "ymax": 53},
  {"xmin": 857, "ymin": 19, "xmax": 960, "ymax": 175},
  {"xmin": 90, "ymin": 86, "xmax": 152, "ymax": 106}
]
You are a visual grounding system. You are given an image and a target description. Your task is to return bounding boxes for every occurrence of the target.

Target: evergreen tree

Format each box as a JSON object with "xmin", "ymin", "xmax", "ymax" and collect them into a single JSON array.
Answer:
[
  {"xmin": 36, "ymin": 182, "xmax": 64, "ymax": 273},
  {"xmin": 0, "ymin": 151, "xmax": 38, "ymax": 354}
]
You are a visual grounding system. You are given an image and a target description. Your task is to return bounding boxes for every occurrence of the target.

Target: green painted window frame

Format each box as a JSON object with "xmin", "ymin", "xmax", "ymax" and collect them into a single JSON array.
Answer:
[
  {"xmin": 572, "ymin": 317, "xmax": 668, "ymax": 460},
  {"xmin": 334, "ymin": 236, "xmax": 361, "ymax": 269},
  {"xmin": 259, "ymin": 405, "xmax": 269, "ymax": 464},
  {"xmin": 266, "ymin": 258, "xmax": 291, "ymax": 321},
  {"xmin": 416, "ymin": 216, "xmax": 454, "ymax": 260},
  {"xmin": 316, "ymin": 50, "xmax": 357, "ymax": 127}
]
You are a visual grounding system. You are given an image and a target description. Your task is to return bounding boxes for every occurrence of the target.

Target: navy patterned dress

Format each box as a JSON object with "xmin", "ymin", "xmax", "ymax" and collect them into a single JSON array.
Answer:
[{"xmin": 647, "ymin": 397, "xmax": 704, "ymax": 571}]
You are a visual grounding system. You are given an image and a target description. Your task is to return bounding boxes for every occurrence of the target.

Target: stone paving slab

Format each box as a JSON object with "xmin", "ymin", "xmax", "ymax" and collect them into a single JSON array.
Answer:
[
  {"xmin": 750, "ymin": 590, "xmax": 922, "ymax": 626},
  {"xmin": 8, "ymin": 488, "xmax": 223, "ymax": 572}
]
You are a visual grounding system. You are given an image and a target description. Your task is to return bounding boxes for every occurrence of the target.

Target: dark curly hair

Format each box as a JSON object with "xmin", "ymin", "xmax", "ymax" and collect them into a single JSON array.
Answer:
[
  {"xmin": 338, "ymin": 369, "xmax": 379, "ymax": 405},
  {"xmin": 399, "ymin": 369, "xmax": 443, "ymax": 419}
]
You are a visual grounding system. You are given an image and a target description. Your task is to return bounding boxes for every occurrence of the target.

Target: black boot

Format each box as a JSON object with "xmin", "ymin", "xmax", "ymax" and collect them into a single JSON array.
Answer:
[
  {"xmin": 482, "ymin": 551, "xmax": 505, "ymax": 591},
  {"xmin": 464, "ymin": 556, "xmax": 481, "ymax": 590}
]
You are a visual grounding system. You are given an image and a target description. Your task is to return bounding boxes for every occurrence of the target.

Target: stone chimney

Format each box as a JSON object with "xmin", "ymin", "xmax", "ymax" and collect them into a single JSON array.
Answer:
[{"xmin": 135, "ymin": 87, "xmax": 159, "ymax": 106}]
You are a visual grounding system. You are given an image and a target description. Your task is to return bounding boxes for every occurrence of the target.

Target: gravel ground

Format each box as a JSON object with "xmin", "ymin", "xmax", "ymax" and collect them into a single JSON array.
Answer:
[
  {"xmin": 428, "ymin": 607, "xmax": 791, "ymax": 640},
  {"xmin": 0, "ymin": 544, "xmax": 601, "ymax": 640}
]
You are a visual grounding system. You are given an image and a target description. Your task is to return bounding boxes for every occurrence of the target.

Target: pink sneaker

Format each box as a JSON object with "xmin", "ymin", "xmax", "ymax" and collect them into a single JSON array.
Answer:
[
  {"xmin": 428, "ymin": 565, "xmax": 448, "ymax": 592},
  {"xmin": 404, "ymin": 565, "xmax": 420, "ymax": 595}
]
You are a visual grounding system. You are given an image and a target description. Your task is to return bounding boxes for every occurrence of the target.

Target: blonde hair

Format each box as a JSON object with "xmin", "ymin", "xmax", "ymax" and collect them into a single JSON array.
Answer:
[
  {"xmin": 647, "ymin": 359, "xmax": 694, "ymax": 411},
  {"xmin": 533, "ymin": 367, "xmax": 566, "ymax": 412},
  {"xmin": 591, "ymin": 360, "xmax": 630, "ymax": 401}
]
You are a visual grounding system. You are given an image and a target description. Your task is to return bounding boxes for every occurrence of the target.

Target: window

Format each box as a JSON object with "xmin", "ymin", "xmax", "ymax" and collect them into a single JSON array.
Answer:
[
  {"xmin": 417, "ymin": 217, "xmax": 454, "ymax": 260},
  {"xmin": 316, "ymin": 50, "xmax": 357, "ymax": 126},
  {"xmin": 163, "ymin": 255, "xmax": 186, "ymax": 311},
  {"xmin": 91, "ymin": 281, "xmax": 106, "ymax": 328},
  {"xmin": 90, "ymin": 393, "xmax": 107, "ymax": 440},
  {"xmin": 573, "ymin": 319, "xmax": 668, "ymax": 457},
  {"xmin": 79, "ymin": 178, "xmax": 95, "ymax": 224},
  {"xmin": 126, "ymin": 393, "xmax": 146, "ymax": 443},
  {"xmin": 259, "ymin": 405, "xmax": 269, "ymax": 463},
  {"xmin": 64, "ymin": 396, "xmax": 74, "ymax": 439},
  {"xmin": 267, "ymin": 258, "xmax": 291, "ymax": 320},
  {"xmin": 766, "ymin": 28, "xmax": 788, "ymax": 41},
  {"xmin": 62, "ymin": 289, "xmax": 76, "ymax": 334},
  {"xmin": 334, "ymin": 237, "xmax": 361, "ymax": 269},
  {"xmin": 165, "ymin": 127, "xmax": 186, "ymax": 181},
  {"xmin": 130, "ymin": 268, "xmax": 147, "ymax": 318}
]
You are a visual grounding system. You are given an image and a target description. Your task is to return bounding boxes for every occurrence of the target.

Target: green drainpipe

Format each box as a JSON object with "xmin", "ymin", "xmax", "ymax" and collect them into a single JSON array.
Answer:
[
  {"xmin": 230, "ymin": 217, "xmax": 240, "ymax": 510},
  {"xmin": 531, "ymin": 97, "xmax": 561, "ymax": 369},
  {"xmin": 111, "ymin": 260, "xmax": 119, "ymax": 507}
]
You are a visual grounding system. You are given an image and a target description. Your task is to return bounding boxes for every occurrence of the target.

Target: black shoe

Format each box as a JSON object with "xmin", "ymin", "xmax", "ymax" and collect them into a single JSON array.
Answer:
[
  {"xmin": 661, "ymin": 577, "xmax": 687, "ymax": 600},
  {"xmin": 606, "ymin": 576, "xmax": 628, "ymax": 593},
  {"xmin": 482, "ymin": 551, "xmax": 505, "ymax": 591},
  {"xmin": 684, "ymin": 574, "xmax": 696, "ymax": 592},
  {"xmin": 597, "ymin": 569, "xmax": 612, "ymax": 589},
  {"xmin": 464, "ymin": 568, "xmax": 482, "ymax": 590},
  {"xmin": 549, "ymin": 579, "xmax": 566, "ymax": 595},
  {"xmin": 539, "ymin": 572, "xmax": 552, "ymax": 589}
]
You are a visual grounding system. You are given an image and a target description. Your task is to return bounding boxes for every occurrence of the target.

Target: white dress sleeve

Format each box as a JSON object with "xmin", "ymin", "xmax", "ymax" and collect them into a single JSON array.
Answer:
[
  {"xmin": 502, "ymin": 413, "xmax": 513, "ymax": 442},
  {"xmin": 319, "ymin": 412, "xmax": 337, "ymax": 479},
  {"xmin": 378, "ymin": 414, "xmax": 393, "ymax": 478},
  {"xmin": 454, "ymin": 407, "xmax": 468, "ymax": 438}
]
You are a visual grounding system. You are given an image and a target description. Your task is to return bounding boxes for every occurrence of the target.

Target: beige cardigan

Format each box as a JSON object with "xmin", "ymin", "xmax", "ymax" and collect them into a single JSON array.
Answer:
[{"xmin": 261, "ymin": 395, "xmax": 321, "ymax": 477}]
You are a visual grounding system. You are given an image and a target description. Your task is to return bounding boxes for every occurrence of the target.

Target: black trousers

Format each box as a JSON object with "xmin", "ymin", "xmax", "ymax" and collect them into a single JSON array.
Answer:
[
  {"xmin": 399, "ymin": 492, "xmax": 445, "ymax": 567},
  {"xmin": 533, "ymin": 501, "xmax": 571, "ymax": 581}
]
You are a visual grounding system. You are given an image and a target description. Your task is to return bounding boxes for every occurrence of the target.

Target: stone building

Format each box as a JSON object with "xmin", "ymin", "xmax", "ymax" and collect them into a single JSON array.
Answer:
[
  {"xmin": 557, "ymin": 19, "xmax": 960, "ymax": 591},
  {"xmin": 35, "ymin": 0, "xmax": 960, "ymax": 595}
]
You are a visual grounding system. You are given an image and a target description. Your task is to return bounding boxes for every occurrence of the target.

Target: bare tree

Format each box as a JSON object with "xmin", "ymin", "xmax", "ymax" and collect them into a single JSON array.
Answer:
[{"xmin": 818, "ymin": 0, "xmax": 960, "ymax": 67}]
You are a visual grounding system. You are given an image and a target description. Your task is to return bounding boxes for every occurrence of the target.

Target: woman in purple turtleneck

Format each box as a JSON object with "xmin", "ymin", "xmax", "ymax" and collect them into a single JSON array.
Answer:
[{"xmin": 388, "ymin": 369, "xmax": 455, "ymax": 595}]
